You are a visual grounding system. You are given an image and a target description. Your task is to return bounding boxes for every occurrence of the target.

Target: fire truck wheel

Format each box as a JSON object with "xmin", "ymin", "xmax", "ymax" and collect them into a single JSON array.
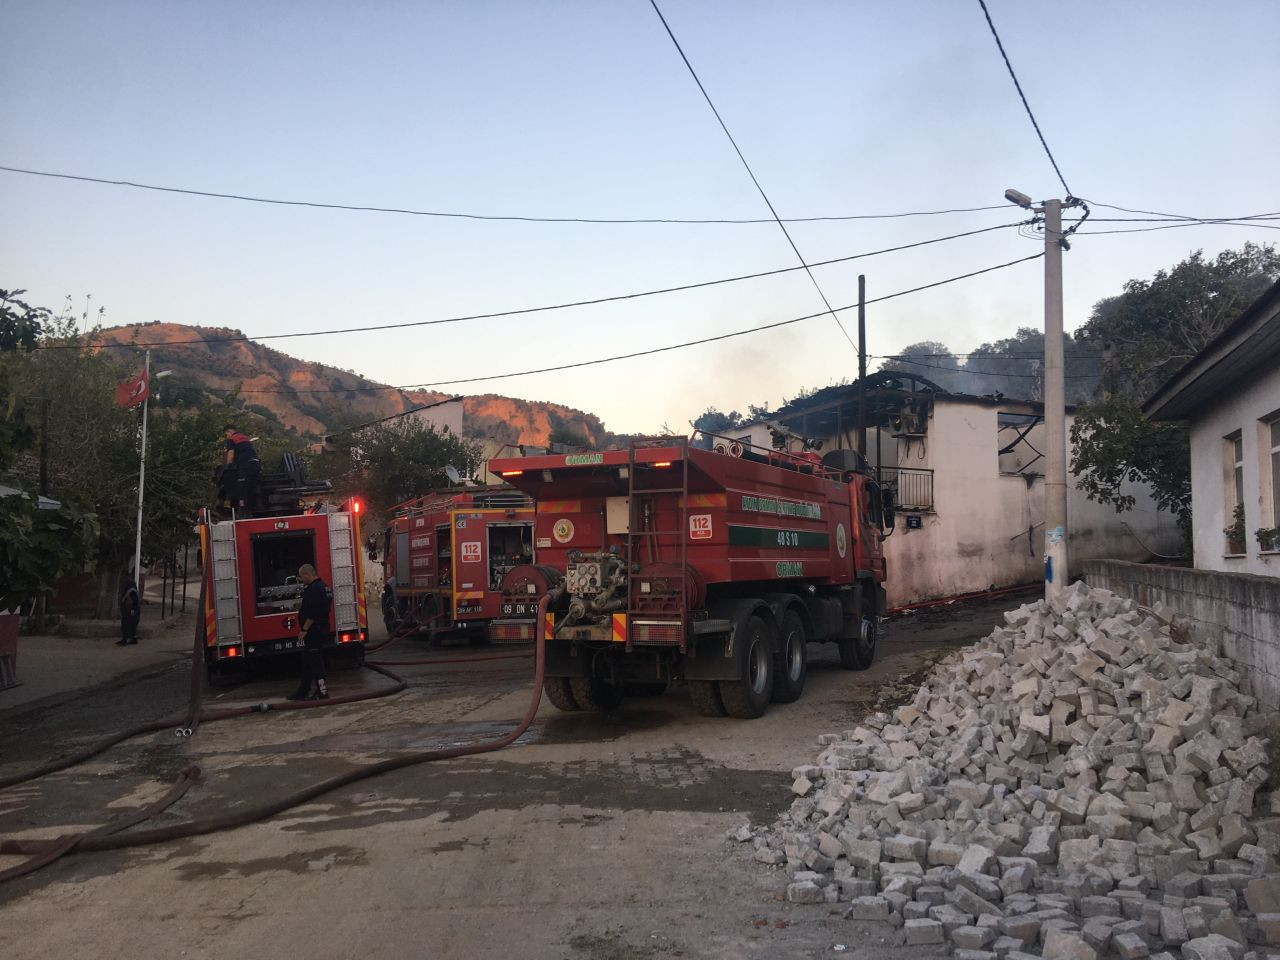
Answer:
[
  {"xmin": 569, "ymin": 676, "xmax": 625, "ymax": 712},
  {"xmin": 838, "ymin": 615, "xmax": 879, "ymax": 670},
  {"xmin": 542, "ymin": 677, "xmax": 581, "ymax": 712},
  {"xmin": 771, "ymin": 609, "xmax": 807, "ymax": 703},
  {"xmin": 687, "ymin": 680, "xmax": 727, "ymax": 717},
  {"xmin": 719, "ymin": 615, "xmax": 774, "ymax": 719}
]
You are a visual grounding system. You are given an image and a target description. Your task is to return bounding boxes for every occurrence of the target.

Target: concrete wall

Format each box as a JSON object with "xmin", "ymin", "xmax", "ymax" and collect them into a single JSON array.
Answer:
[
  {"xmin": 1187, "ymin": 373, "xmax": 1280, "ymax": 576},
  {"xmin": 1082, "ymin": 559, "xmax": 1280, "ymax": 711},
  {"xmin": 410, "ymin": 397, "xmax": 465, "ymax": 437},
  {"xmin": 741, "ymin": 397, "xmax": 1182, "ymax": 606}
]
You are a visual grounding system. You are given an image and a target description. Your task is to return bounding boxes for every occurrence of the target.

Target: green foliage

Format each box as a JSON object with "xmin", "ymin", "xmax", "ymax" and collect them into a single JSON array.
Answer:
[
  {"xmin": 1070, "ymin": 397, "xmax": 1192, "ymax": 532},
  {"xmin": 318, "ymin": 417, "xmax": 481, "ymax": 518},
  {"xmin": 877, "ymin": 332, "xmax": 1100, "ymax": 402},
  {"xmin": 1079, "ymin": 243, "xmax": 1280, "ymax": 401},
  {"xmin": 0, "ymin": 289, "xmax": 49, "ymax": 469},
  {"xmin": 0, "ymin": 493, "xmax": 98, "ymax": 610},
  {"xmin": 1071, "ymin": 244, "xmax": 1279, "ymax": 533}
]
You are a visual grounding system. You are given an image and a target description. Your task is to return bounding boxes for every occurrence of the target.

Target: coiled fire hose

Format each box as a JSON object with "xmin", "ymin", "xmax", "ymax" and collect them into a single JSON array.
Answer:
[{"xmin": 0, "ymin": 593, "xmax": 552, "ymax": 881}]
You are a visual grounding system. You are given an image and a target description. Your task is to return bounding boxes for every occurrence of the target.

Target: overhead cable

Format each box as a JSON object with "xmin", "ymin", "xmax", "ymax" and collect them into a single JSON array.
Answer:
[
  {"xmin": 974, "ymin": 0, "xmax": 1075, "ymax": 199},
  {"xmin": 646, "ymin": 0, "xmax": 855, "ymax": 348},
  {"xmin": 230, "ymin": 253, "xmax": 1044, "ymax": 394},
  {"xmin": 41, "ymin": 221, "xmax": 1026, "ymax": 351},
  {"xmin": 0, "ymin": 163, "xmax": 1010, "ymax": 226}
]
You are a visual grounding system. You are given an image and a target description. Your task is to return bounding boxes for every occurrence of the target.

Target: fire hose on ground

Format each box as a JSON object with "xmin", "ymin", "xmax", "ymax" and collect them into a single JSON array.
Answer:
[{"xmin": 0, "ymin": 591, "xmax": 554, "ymax": 883}]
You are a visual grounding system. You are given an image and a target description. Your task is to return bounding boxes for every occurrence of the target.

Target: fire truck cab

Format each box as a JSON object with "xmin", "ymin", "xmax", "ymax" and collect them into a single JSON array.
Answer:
[
  {"xmin": 381, "ymin": 487, "xmax": 535, "ymax": 642},
  {"xmin": 199, "ymin": 455, "xmax": 368, "ymax": 683}
]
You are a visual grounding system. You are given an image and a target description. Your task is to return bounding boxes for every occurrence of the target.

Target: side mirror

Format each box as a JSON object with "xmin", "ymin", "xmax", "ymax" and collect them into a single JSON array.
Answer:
[{"xmin": 881, "ymin": 486, "xmax": 896, "ymax": 533}]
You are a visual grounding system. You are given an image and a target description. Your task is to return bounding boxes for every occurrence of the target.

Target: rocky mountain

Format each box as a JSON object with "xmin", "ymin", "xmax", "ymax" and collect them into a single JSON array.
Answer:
[{"xmin": 96, "ymin": 322, "xmax": 613, "ymax": 445}]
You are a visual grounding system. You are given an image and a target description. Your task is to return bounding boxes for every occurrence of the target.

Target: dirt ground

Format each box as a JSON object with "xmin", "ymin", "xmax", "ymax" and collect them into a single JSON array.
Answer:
[{"xmin": 0, "ymin": 595, "xmax": 1025, "ymax": 959}]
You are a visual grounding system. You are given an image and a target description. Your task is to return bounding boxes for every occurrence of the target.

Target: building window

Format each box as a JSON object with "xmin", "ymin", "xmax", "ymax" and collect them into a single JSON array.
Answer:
[
  {"xmin": 1263, "ymin": 417, "xmax": 1280, "ymax": 548},
  {"xmin": 1224, "ymin": 432, "xmax": 1245, "ymax": 554}
]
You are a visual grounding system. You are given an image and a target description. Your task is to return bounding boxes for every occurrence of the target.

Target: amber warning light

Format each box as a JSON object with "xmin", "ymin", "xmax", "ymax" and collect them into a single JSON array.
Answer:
[
  {"xmin": 501, "ymin": 470, "xmax": 524, "ymax": 477},
  {"xmin": 653, "ymin": 462, "xmax": 673, "ymax": 468}
]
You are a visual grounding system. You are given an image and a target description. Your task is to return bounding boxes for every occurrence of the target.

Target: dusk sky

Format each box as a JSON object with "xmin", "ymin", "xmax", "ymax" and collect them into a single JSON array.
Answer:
[{"xmin": 3, "ymin": 1, "xmax": 1278, "ymax": 434}]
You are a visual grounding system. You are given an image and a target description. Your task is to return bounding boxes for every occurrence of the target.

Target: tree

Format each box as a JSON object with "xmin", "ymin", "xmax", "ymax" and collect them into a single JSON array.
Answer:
[
  {"xmin": 320, "ymin": 417, "xmax": 481, "ymax": 517},
  {"xmin": 1071, "ymin": 243, "xmax": 1280, "ymax": 536},
  {"xmin": 690, "ymin": 406, "xmax": 745, "ymax": 448},
  {"xmin": 879, "ymin": 341, "xmax": 964, "ymax": 392},
  {"xmin": 0, "ymin": 492, "xmax": 98, "ymax": 611},
  {"xmin": 0, "ymin": 290, "xmax": 48, "ymax": 469}
]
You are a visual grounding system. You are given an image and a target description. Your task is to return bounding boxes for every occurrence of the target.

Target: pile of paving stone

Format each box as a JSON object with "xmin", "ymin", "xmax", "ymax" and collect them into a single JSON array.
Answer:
[{"xmin": 738, "ymin": 582, "xmax": 1280, "ymax": 960}]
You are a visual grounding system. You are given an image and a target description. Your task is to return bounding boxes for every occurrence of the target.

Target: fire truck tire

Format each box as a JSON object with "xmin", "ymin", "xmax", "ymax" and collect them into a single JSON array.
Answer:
[
  {"xmin": 771, "ymin": 609, "xmax": 807, "ymax": 703},
  {"xmin": 569, "ymin": 676, "xmax": 625, "ymax": 712},
  {"xmin": 719, "ymin": 616, "xmax": 774, "ymax": 719},
  {"xmin": 542, "ymin": 677, "xmax": 581, "ymax": 712},
  {"xmin": 687, "ymin": 680, "xmax": 727, "ymax": 717},
  {"xmin": 838, "ymin": 615, "xmax": 879, "ymax": 670}
]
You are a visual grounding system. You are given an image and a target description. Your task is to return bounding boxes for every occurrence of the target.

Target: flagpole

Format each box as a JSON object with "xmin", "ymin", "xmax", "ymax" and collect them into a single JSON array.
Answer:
[{"xmin": 132, "ymin": 350, "xmax": 150, "ymax": 583}]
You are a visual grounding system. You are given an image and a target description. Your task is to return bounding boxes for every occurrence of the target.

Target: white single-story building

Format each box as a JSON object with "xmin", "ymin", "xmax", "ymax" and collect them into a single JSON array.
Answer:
[
  {"xmin": 1144, "ymin": 277, "xmax": 1280, "ymax": 575},
  {"xmin": 730, "ymin": 376, "xmax": 1182, "ymax": 607}
]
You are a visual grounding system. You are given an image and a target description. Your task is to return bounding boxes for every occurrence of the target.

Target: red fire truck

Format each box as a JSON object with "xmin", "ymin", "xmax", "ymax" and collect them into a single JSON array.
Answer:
[
  {"xmin": 200, "ymin": 456, "xmax": 368, "ymax": 683},
  {"xmin": 380, "ymin": 487, "xmax": 535, "ymax": 641},
  {"xmin": 489, "ymin": 436, "xmax": 892, "ymax": 718}
]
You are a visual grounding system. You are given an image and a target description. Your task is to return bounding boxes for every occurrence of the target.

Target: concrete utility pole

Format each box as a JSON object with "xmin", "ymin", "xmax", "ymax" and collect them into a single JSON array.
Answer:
[
  {"xmin": 856, "ymin": 274, "xmax": 867, "ymax": 457},
  {"xmin": 132, "ymin": 350, "xmax": 151, "ymax": 583},
  {"xmin": 1005, "ymin": 189, "xmax": 1070, "ymax": 601},
  {"xmin": 1041, "ymin": 199, "xmax": 1067, "ymax": 601}
]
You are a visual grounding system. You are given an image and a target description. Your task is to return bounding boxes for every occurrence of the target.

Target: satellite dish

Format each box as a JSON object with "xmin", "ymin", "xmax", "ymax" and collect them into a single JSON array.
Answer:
[{"xmin": 445, "ymin": 464, "xmax": 461, "ymax": 485}]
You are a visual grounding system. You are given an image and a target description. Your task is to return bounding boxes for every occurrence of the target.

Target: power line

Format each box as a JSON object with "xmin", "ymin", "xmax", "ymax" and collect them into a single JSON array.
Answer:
[
  {"xmin": 974, "ymin": 0, "xmax": 1074, "ymax": 198},
  {"xmin": 1071, "ymin": 218, "xmax": 1280, "ymax": 236},
  {"xmin": 645, "ymin": 0, "xmax": 855, "ymax": 349},
  {"xmin": 228, "ymin": 253, "xmax": 1043, "ymax": 395},
  {"xmin": 1086, "ymin": 200, "xmax": 1280, "ymax": 223},
  {"xmin": 883, "ymin": 354, "xmax": 1096, "ymax": 380},
  {"xmin": 0, "ymin": 162, "xmax": 1011, "ymax": 226},
  {"xmin": 43, "ymin": 220, "xmax": 1026, "ymax": 351}
]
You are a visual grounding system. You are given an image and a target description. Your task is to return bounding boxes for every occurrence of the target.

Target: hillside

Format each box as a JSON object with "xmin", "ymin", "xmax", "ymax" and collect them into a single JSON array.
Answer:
[{"xmin": 96, "ymin": 322, "xmax": 613, "ymax": 445}]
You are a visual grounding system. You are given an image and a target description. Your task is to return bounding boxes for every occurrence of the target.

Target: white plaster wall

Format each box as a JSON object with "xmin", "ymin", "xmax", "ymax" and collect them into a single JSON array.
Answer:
[
  {"xmin": 410, "ymin": 397, "xmax": 465, "ymax": 437},
  {"xmin": 733, "ymin": 398, "xmax": 1183, "ymax": 605},
  {"xmin": 1188, "ymin": 373, "xmax": 1280, "ymax": 577}
]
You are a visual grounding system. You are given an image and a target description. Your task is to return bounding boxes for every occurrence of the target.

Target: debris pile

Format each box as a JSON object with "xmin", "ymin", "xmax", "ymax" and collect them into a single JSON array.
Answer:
[{"xmin": 744, "ymin": 583, "xmax": 1280, "ymax": 960}]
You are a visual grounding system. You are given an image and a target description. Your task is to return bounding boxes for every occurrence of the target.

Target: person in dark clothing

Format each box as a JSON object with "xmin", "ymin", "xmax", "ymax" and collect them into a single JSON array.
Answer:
[
  {"xmin": 116, "ymin": 574, "xmax": 140, "ymax": 646},
  {"xmin": 223, "ymin": 424, "xmax": 261, "ymax": 517},
  {"xmin": 289, "ymin": 563, "xmax": 331, "ymax": 700}
]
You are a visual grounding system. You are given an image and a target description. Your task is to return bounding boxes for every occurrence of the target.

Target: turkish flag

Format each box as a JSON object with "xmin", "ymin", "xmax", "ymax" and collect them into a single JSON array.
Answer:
[{"xmin": 115, "ymin": 369, "xmax": 150, "ymax": 408}]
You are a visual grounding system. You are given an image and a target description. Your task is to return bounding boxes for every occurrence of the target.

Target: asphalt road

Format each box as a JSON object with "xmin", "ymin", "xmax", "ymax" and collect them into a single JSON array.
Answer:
[{"xmin": 0, "ymin": 596, "xmax": 1019, "ymax": 959}]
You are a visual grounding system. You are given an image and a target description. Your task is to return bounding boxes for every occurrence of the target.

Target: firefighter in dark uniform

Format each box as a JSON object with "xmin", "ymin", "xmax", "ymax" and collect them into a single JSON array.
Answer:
[
  {"xmin": 223, "ymin": 424, "xmax": 261, "ymax": 517},
  {"xmin": 116, "ymin": 573, "xmax": 141, "ymax": 646},
  {"xmin": 289, "ymin": 563, "xmax": 330, "ymax": 700}
]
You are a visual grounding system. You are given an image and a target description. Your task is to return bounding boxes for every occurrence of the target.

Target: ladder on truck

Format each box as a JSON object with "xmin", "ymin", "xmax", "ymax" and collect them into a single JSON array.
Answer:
[
  {"xmin": 624, "ymin": 437, "xmax": 690, "ymax": 650},
  {"xmin": 209, "ymin": 521, "xmax": 243, "ymax": 650},
  {"xmin": 327, "ymin": 512, "xmax": 361, "ymax": 634}
]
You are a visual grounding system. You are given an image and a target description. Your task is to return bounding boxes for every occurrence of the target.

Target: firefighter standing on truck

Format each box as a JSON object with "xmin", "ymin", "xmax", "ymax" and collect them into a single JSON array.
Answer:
[
  {"xmin": 223, "ymin": 424, "xmax": 261, "ymax": 517},
  {"xmin": 289, "ymin": 563, "xmax": 330, "ymax": 701}
]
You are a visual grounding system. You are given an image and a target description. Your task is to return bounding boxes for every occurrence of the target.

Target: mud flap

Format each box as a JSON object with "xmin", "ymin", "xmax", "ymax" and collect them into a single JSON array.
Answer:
[{"xmin": 684, "ymin": 600, "xmax": 775, "ymax": 682}]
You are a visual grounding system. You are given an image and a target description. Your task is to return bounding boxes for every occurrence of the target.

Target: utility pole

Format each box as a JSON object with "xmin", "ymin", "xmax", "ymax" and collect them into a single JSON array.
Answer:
[
  {"xmin": 132, "ymin": 350, "xmax": 150, "ymax": 583},
  {"xmin": 1005, "ymin": 189, "xmax": 1071, "ymax": 601},
  {"xmin": 856, "ymin": 274, "xmax": 867, "ymax": 457},
  {"xmin": 1041, "ymin": 199, "xmax": 1068, "ymax": 601}
]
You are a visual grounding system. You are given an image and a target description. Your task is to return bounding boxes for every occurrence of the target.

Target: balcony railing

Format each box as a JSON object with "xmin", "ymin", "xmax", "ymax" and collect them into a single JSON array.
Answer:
[{"xmin": 877, "ymin": 466, "xmax": 934, "ymax": 512}]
